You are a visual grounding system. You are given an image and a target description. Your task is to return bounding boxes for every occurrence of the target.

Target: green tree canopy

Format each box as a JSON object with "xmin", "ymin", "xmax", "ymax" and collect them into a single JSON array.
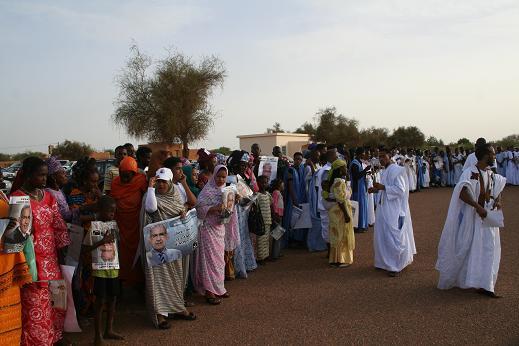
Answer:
[
  {"xmin": 51, "ymin": 140, "xmax": 94, "ymax": 160},
  {"xmin": 496, "ymin": 134, "xmax": 519, "ymax": 148},
  {"xmin": 425, "ymin": 136, "xmax": 445, "ymax": 148},
  {"xmin": 359, "ymin": 127, "xmax": 390, "ymax": 149},
  {"xmin": 113, "ymin": 45, "xmax": 226, "ymax": 157},
  {"xmin": 389, "ymin": 126, "xmax": 425, "ymax": 149},
  {"xmin": 213, "ymin": 146, "xmax": 232, "ymax": 156},
  {"xmin": 267, "ymin": 122, "xmax": 285, "ymax": 133}
]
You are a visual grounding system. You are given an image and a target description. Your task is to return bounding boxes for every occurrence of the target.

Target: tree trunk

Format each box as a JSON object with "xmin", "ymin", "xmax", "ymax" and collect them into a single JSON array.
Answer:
[{"xmin": 182, "ymin": 138, "xmax": 189, "ymax": 158}]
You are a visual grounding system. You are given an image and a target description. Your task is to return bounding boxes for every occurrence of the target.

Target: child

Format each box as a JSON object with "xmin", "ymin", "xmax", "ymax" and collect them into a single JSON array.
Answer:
[
  {"xmin": 256, "ymin": 175, "xmax": 273, "ymax": 264},
  {"xmin": 270, "ymin": 178, "xmax": 285, "ymax": 260},
  {"xmin": 82, "ymin": 195, "xmax": 124, "ymax": 346}
]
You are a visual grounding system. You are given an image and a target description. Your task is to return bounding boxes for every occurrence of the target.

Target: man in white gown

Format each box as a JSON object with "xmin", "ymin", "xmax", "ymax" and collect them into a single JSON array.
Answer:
[
  {"xmin": 369, "ymin": 148, "xmax": 416, "ymax": 277},
  {"xmin": 436, "ymin": 144, "xmax": 506, "ymax": 298}
]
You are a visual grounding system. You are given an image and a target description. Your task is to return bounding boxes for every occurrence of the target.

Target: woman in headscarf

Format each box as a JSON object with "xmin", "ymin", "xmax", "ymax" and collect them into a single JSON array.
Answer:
[
  {"xmin": 192, "ymin": 165, "xmax": 229, "ymax": 305},
  {"xmin": 45, "ymin": 156, "xmax": 80, "ymax": 224},
  {"xmin": 182, "ymin": 165, "xmax": 200, "ymax": 198},
  {"xmin": 65, "ymin": 157, "xmax": 101, "ymax": 225},
  {"xmin": 111, "ymin": 156, "xmax": 147, "ymax": 286},
  {"xmin": 227, "ymin": 150, "xmax": 257, "ymax": 278},
  {"xmin": 0, "ymin": 191, "xmax": 32, "ymax": 345},
  {"xmin": 326, "ymin": 159, "xmax": 355, "ymax": 268},
  {"xmin": 141, "ymin": 167, "xmax": 196, "ymax": 329},
  {"xmin": 196, "ymin": 148, "xmax": 216, "ymax": 190},
  {"xmin": 10, "ymin": 157, "xmax": 71, "ymax": 345}
]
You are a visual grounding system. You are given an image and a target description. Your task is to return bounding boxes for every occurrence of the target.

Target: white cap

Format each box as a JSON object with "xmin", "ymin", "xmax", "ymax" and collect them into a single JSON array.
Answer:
[{"xmin": 155, "ymin": 167, "xmax": 173, "ymax": 181}]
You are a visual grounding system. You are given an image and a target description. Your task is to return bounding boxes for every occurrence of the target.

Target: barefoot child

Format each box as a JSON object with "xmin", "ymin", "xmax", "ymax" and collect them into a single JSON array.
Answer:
[{"xmin": 82, "ymin": 195, "xmax": 124, "ymax": 346}]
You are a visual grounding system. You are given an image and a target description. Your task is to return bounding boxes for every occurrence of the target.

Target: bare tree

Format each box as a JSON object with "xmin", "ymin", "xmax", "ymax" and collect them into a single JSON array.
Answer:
[{"xmin": 113, "ymin": 45, "xmax": 226, "ymax": 157}]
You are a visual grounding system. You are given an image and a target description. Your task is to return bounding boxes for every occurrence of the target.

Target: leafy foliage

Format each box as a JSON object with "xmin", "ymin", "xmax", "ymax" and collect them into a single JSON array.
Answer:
[
  {"xmin": 213, "ymin": 146, "xmax": 232, "ymax": 155},
  {"xmin": 113, "ymin": 44, "xmax": 226, "ymax": 157},
  {"xmin": 51, "ymin": 140, "xmax": 94, "ymax": 160},
  {"xmin": 389, "ymin": 126, "xmax": 425, "ymax": 149},
  {"xmin": 496, "ymin": 134, "xmax": 519, "ymax": 149}
]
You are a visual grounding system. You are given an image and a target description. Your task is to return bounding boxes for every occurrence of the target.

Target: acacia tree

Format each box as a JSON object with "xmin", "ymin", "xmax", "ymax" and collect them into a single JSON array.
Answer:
[
  {"xmin": 113, "ymin": 45, "xmax": 226, "ymax": 157},
  {"xmin": 360, "ymin": 127, "xmax": 390, "ymax": 149}
]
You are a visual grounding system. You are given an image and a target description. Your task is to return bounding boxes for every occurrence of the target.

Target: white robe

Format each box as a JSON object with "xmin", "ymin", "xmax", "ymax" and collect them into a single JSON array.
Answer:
[
  {"xmin": 505, "ymin": 151, "xmax": 517, "ymax": 185},
  {"xmin": 452, "ymin": 154, "xmax": 464, "ymax": 184},
  {"xmin": 436, "ymin": 167, "xmax": 506, "ymax": 293},
  {"xmin": 373, "ymin": 164, "xmax": 416, "ymax": 272},
  {"xmin": 365, "ymin": 173, "xmax": 376, "ymax": 226},
  {"xmin": 462, "ymin": 152, "xmax": 477, "ymax": 172},
  {"xmin": 423, "ymin": 161, "xmax": 430, "ymax": 188}
]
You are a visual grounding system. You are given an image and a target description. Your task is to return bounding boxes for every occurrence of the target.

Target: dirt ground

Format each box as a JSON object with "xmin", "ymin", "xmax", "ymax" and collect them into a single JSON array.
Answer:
[{"xmin": 69, "ymin": 186, "xmax": 519, "ymax": 345}]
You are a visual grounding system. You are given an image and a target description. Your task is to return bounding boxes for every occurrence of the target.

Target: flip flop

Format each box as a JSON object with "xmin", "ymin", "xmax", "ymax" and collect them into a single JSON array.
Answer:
[
  {"xmin": 206, "ymin": 297, "xmax": 222, "ymax": 305},
  {"xmin": 171, "ymin": 312, "xmax": 197, "ymax": 320}
]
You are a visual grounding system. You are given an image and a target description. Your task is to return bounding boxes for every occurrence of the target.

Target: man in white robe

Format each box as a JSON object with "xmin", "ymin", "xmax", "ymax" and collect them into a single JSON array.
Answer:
[
  {"xmin": 436, "ymin": 144, "xmax": 506, "ymax": 297},
  {"xmin": 452, "ymin": 147, "xmax": 464, "ymax": 184},
  {"xmin": 463, "ymin": 137, "xmax": 487, "ymax": 171},
  {"xmin": 369, "ymin": 148, "xmax": 416, "ymax": 277},
  {"xmin": 316, "ymin": 148, "xmax": 337, "ymax": 244},
  {"xmin": 495, "ymin": 146, "xmax": 507, "ymax": 177}
]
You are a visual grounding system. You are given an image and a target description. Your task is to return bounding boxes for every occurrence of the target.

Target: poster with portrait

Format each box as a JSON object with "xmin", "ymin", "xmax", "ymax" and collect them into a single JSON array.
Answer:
[
  {"xmin": 143, "ymin": 209, "xmax": 198, "ymax": 267},
  {"xmin": 258, "ymin": 156, "xmax": 279, "ymax": 184},
  {"xmin": 222, "ymin": 186, "xmax": 236, "ymax": 224},
  {"xmin": 49, "ymin": 279, "xmax": 67, "ymax": 311},
  {"xmin": 2, "ymin": 196, "xmax": 32, "ymax": 253},
  {"xmin": 89, "ymin": 221, "xmax": 120, "ymax": 270}
]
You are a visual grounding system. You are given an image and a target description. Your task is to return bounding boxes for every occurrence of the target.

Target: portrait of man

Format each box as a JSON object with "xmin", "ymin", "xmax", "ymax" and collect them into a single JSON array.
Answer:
[
  {"xmin": 99, "ymin": 241, "xmax": 116, "ymax": 263},
  {"xmin": 4, "ymin": 205, "xmax": 31, "ymax": 245},
  {"xmin": 146, "ymin": 224, "xmax": 182, "ymax": 267},
  {"xmin": 262, "ymin": 162, "xmax": 272, "ymax": 179},
  {"xmin": 226, "ymin": 191, "xmax": 235, "ymax": 211}
]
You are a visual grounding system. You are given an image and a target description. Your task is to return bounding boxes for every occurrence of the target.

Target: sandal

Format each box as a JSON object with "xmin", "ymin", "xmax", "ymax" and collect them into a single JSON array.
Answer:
[
  {"xmin": 206, "ymin": 297, "xmax": 222, "ymax": 305},
  {"xmin": 158, "ymin": 320, "xmax": 171, "ymax": 329},
  {"xmin": 218, "ymin": 292, "xmax": 230, "ymax": 298},
  {"xmin": 171, "ymin": 311, "xmax": 197, "ymax": 320}
]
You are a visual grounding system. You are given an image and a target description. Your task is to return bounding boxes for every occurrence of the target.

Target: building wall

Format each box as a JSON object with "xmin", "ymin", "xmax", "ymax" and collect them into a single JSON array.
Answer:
[{"xmin": 238, "ymin": 133, "xmax": 310, "ymax": 157}]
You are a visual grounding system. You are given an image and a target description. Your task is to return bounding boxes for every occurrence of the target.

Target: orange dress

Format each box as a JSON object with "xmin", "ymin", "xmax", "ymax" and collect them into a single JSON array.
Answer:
[
  {"xmin": 110, "ymin": 173, "xmax": 147, "ymax": 285},
  {"xmin": 0, "ymin": 200, "xmax": 32, "ymax": 346}
]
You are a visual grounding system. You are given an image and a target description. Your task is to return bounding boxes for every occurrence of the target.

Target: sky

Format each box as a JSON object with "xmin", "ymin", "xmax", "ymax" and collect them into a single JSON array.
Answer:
[{"xmin": 1, "ymin": 0, "xmax": 518, "ymax": 154}]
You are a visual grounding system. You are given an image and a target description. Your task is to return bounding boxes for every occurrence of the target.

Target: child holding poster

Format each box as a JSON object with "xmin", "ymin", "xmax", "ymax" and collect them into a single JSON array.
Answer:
[{"xmin": 82, "ymin": 196, "xmax": 124, "ymax": 346}]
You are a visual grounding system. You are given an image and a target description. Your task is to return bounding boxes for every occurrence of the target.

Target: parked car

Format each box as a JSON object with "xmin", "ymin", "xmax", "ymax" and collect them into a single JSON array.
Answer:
[
  {"xmin": 0, "ymin": 170, "xmax": 12, "ymax": 194},
  {"xmin": 1, "ymin": 162, "xmax": 22, "ymax": 181}
]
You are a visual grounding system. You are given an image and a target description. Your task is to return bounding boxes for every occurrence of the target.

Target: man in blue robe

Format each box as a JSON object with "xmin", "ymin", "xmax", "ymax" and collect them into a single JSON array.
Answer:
[
  {"xmin": 350, "ymin": 147, "xmax": 372, "ymax": 233},
  {"xmin": 282, "ymin": 152, "xmax": 308, "ymax": 247}
]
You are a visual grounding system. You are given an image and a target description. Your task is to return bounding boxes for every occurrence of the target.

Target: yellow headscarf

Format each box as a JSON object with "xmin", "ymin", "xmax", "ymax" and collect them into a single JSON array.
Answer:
[{"xmin": 328, "ymin": 159, "xmax": 347, "ymax": 182}]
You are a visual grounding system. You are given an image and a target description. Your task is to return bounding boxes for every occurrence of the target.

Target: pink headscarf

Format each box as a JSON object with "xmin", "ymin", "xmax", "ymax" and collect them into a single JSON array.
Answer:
[{"xmin": 208, "ymin": 164, "xmax": 228, "ymax": 189}]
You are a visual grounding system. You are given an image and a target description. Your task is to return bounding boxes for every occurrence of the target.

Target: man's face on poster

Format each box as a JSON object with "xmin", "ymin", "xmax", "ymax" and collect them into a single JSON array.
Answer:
[
  {"xmin": 100, "ymin": 242, "xmax": 116, "ymax": 262},
  {"xmin": 263, "ymin": 163, "xmax": 272, "ymax": 178},
  {"xmin": 226, "ymin": 192, "xmax": 235, "ymax": 210},
  {"xmin": 19, "ymin": 206, "xmax": 31, "ymax": 235},
  {"xmin": 149, "ymin": 225, "xmax": 168, "ymax": 251}
]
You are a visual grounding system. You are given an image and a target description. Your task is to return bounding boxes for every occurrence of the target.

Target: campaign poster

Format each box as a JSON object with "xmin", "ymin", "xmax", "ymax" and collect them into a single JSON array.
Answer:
[
  {"xmin": 258, "ymin": 156, "xmax": 279, "ymax": 184},
  {"xmin": 90, "ymin": 221, "xmax": 120, "ymax": 270},
  {"xmin": 49, "ymin": 279, "xmax": 67, "ymax": 311},
  {"xmin": 221, "ymin": 186, "xmax": 236, "ymax": 224},
  {"xmin": 143, "ymin": 209, "xmax": 198, "ymax": 268},
  {"xmin": 349, "ymin": 200, "xmax": 359, "ymax": 228},
  {"xmin": 2, "ymin": 196, "xmax": 32, "ymax": 253}
]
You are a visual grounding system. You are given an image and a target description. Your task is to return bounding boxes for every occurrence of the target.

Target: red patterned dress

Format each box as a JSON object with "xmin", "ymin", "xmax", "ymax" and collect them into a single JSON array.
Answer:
[{"xmin": 11, "ymin": 190, "xmax": 70, "ymax": 346}]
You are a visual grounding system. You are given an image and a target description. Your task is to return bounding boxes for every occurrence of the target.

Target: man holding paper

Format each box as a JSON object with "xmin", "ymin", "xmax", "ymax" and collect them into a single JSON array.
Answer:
[{"xmin": 436, "ymin": 143, "xmax": 506, "ymax": 298}]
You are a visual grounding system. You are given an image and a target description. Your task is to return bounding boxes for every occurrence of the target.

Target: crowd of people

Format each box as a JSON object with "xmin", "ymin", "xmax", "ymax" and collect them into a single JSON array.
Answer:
[{"xmin": 0, "ymin": 137, "xmax": 509, "ymax": 345}]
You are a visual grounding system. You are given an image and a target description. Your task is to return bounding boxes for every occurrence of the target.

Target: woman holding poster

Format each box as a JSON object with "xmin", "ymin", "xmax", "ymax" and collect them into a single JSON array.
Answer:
[
  {"xmin": 0, "ymin": 191, "xmax": 32, "ymax": 345},
  {"xmin": 10, "ymin": 157, "xmax": 71, "ymax": 346},
  {"xmin": 193, "ymin": 165, "xmax": 229, "ymax": 305},
  {"xmin": 141, "ymin": 167, "xmax": 195, "ymax": 329}
]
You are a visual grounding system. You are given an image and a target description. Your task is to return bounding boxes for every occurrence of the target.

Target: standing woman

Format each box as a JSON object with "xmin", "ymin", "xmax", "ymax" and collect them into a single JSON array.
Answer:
[
  {"xmin": 196, "ymin": 149, "xmax": 216, "ymax": 190},
  {"xmin": 141, "ymin": 167, "xmax": 195, "ymax": 329},
  {"xmin": 0, "ymin": 191, "xmax": 32, "ymax": 345},
  {"xmin": 111, "ymin": 157, "xmax": 147, "ymax": 286},
  {"xmin": 192, "ymin": 165, "xmax": 229, "ymax": 305},
  {"xmin": 182, "ymin": 165, "xmax": 201, "ymax": 197},
  {"xmin": 327, "ymin": 160, "xmax": 355, "ymax": 268},
  {"xmin": 45, "ymin": 156, "xmax": 80, "ymax": 224},
  {"xmin": 10, "ymin": 157, "xmax": 71, "ymax": 345}
]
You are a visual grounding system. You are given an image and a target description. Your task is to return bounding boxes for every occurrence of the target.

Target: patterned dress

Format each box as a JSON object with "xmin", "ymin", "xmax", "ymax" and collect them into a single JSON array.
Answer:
[
  {"xmin": 11, "ymin": 190, "xmax": 70, "ymax": 346},
  {"xmin": 328, "ymin": 179, "xmax": 355, "ymax": 265},
  {"xmin": 256, "ymin": 192, "xmax": 272, "ymax": 261}
]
